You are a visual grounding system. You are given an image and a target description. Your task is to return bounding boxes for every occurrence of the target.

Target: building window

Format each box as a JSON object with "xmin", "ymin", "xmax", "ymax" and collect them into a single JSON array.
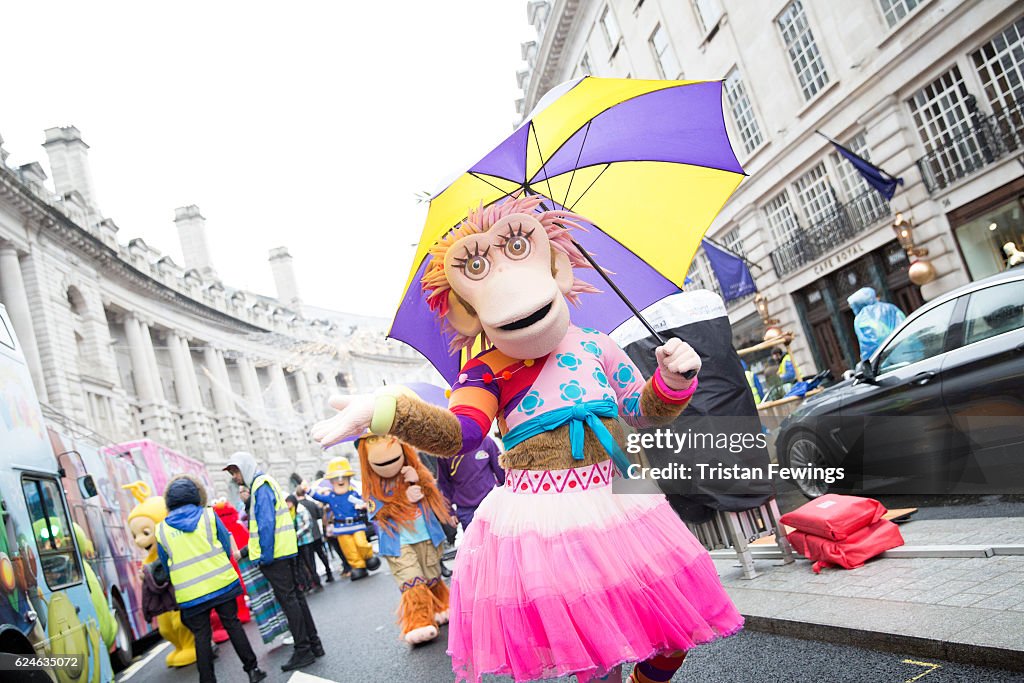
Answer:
[
  {"xmin": 693, "ymin": 0, "xmax": 723, "ymax": 34},
  {"xmin": 764, "ymin": 190, "xmax": 802, "ymax": 246},
  {"xmin": 954, "ymin": 196, "xmax": 1024, "ymax": 280},
  {"xmin": 908, "ymin": 65, "xmax": 981, "ymax": 184},
  {"xmin": 831, "ymin": 132, "xmax": 889, "ymax": 224},
  {"xmin": 722, "ymin": 226, "xmax": 745, "ymax": 257},
  {"xmin": 599, "ymin": 5, "xmax": 622, "ymax": 51},
  {"xmin": 878, "ymin": 0, "xmax": 921, "ymax": 28},
  {"xmin": 971, "ymin": 17, "xmax": 1024, "ymax": 117},
  {"xmin": 777, "ymin": 0, "xmax": 830, "ymax": 100},
  {"xmin": 794, "ymin": 163, "xmax": 835, "ymax": 225},
  {"xmin": 686, "ymin": 250, "xmax": 720, "ymax": 296},
  {"xmin": 580, "ymin": 52, "xmax": 593, "ymax": 76},
  {"xmin": 649, "ymin": 24, "xmax": 682, "ymax": 79},
  {"xmin": 723, "ymin": 68, "xmax": 764, "ymax": 154}
]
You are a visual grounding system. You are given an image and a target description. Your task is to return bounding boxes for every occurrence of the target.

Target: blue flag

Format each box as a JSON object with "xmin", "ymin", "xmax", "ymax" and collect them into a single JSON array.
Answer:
[
  {"xmin": 702, "ymin": 239, "xmax": 756, "ymax": 302},
  {"xmin": 828, "ymin": 139, "xmax": 904, "ymax": 200}
]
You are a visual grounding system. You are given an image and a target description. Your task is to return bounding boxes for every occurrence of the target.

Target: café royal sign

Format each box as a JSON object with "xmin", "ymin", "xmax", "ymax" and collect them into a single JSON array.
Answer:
[{"xmin": 812, "ymin": 241, "xmax": 866, "ymax": 276}]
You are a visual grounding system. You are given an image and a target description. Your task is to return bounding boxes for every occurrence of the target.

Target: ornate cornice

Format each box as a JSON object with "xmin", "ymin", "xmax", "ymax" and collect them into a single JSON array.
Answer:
[{"xmin": 524, "ymin": 0, "xmax": 581, "ymax": 113}]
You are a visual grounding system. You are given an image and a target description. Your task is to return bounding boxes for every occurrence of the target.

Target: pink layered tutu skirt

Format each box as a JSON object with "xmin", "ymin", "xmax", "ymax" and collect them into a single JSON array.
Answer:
[{"xmin": 447, "ymin": 459, "xmax": 743, "ymax": 683}]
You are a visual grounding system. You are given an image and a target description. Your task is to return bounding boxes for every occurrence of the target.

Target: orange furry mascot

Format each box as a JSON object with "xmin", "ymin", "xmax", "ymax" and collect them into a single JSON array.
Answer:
[{"xmin": 357, "ymin": 434, "xmax": 452, "ymax": 645}]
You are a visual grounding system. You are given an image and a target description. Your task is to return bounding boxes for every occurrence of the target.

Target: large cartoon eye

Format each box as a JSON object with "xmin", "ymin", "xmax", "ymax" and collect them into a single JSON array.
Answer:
[
  {"xmin": 504, "ymin": 235, "xmax": 531, "ymax": 260},
  {"xmin": 456, "ymin": 245, "xmax": 491, "ymax": 281}
]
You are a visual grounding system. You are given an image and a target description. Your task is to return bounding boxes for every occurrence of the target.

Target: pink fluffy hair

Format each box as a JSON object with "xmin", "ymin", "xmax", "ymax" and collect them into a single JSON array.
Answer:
[{"xmin": 421, "ymin": 195, "xmax": 600, "ymax": 353}]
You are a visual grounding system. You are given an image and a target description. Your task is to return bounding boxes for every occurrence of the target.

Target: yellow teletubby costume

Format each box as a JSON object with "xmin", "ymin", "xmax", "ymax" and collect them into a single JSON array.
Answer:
[{"xmin": 123, "ymin": 481, "xmax": 196, "ymax": 668}]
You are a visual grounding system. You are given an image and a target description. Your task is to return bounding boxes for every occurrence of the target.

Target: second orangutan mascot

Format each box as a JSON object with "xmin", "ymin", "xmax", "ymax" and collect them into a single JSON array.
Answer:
[{"xmin": 357, "ymin": 433, "xmax": 451, "ymax": 645}]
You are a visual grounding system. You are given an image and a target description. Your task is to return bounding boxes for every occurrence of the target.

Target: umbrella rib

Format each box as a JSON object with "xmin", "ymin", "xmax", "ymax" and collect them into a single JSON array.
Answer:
[
  {"xmin": 529, "ymin": 121, "xmax": 556, "ymax": 203},
  {"xmin": 561, "ymin": 120, "xmax": 593, "ymax": 210},
  {"xmin": 467, "ymin": 172, "xmax": 520, "ymax": 202},
  {"xmin": 567, "ymin": 163, "xmax": 611, "ymax": 212}
]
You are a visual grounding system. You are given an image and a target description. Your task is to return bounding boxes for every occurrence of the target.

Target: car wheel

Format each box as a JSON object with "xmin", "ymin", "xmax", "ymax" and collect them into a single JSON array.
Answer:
[
  {"xmin": 109, "ymin": 599, "xmax": 134, "ymax": 671},
  {"xmin": 784, "ymin": 432, "xmax": 832, "ymax": 499}
]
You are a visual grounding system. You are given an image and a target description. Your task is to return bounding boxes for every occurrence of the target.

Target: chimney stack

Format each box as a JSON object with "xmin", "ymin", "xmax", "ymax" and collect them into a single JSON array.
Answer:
[
  {"xmin": 42, "ymin": 126, "xmax": 100, "ymax": 211},
  {"xmin": 174, "ymin": 205, "xmax": 217, "ymax": 277},
  {"xmin": 268, "ymin": 247, "xmax": 302, "ymax": 311}
]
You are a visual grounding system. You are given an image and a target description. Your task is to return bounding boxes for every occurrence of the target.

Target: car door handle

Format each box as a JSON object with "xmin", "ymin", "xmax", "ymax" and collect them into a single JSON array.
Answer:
[{"xmin": 913, "ymin": 371, "xmax": 936, "ymax": 385}]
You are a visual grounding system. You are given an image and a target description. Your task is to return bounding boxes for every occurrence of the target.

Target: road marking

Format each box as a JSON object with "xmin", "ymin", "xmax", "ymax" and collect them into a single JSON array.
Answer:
[
  {"xmin": 117, "ymin": 641, "xmax": 169, "ymax": 681},
  {"xmin": 902, "ymin": 659, "xmax": 942, "ymax": 682},
  {"xmin": 288, "ymin": 672, "xmax": 341, "ymax": 683}
]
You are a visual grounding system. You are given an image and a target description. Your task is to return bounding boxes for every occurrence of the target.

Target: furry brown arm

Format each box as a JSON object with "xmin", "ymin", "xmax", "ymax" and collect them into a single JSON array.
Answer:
[
  {"xmin": 389, "ymin": 395, "xmax": 463, "ymax": 457},
  {"xmin": 639, "ymin": 378, "xmax": 690, "ymax": 426}
]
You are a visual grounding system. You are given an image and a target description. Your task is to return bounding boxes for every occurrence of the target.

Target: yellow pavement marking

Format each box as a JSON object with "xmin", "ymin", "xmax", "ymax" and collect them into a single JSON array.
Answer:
[{"xmin": 902, "ymin": 659, "xmax": 942, "ymax": 682}]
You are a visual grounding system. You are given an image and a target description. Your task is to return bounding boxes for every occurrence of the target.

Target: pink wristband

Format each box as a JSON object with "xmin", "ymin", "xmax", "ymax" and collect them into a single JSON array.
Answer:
[{"xmin": 653, "ymin": 369, "xmax": 698, "ymax": 404}]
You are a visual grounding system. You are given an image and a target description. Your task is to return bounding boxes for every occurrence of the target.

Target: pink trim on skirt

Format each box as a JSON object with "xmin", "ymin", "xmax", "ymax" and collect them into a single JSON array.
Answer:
[{"xmin": 447, "ymin": 466, "xmax": 743, "ymax": 683}]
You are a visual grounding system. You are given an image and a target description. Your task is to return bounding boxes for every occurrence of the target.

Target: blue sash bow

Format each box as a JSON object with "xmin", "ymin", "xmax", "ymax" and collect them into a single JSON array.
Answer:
[{"xmin": 502, "ymin": 399, "xmax": 630, "ymax": 476}]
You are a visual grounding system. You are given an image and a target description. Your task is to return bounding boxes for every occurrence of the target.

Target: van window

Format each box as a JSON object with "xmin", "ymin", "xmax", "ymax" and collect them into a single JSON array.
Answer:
[
  {"xmin": 964, "ymin": 279, "xmax": 1024, "ymax": 345},
  {"xmin": 22, "ymin": 477, "xmax": 83, "ymax": 589}
]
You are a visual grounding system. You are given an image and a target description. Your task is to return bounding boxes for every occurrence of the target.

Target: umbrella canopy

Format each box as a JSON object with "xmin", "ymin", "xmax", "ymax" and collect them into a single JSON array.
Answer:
[{"xmin": 391, "ymin": 76, "xmax": 745, "ymax": 382}]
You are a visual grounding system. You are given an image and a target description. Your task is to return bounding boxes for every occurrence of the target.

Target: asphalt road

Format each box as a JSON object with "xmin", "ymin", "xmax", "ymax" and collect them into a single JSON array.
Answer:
[{"xmin": 117, "ymin": 556, "xmax": 1024, "ymax": 683}]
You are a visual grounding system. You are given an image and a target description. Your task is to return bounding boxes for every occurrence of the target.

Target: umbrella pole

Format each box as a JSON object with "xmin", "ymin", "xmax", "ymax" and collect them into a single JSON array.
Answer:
[
  {"xmin": 572, "ymin": 241, "xmax": 698, "ymax": 379},
  {"xmin": 571, "ymin": 239, "xmax": 667, "ymax": 344}
]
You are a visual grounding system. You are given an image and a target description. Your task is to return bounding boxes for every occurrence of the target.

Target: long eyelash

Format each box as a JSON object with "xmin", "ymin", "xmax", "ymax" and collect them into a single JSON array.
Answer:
[
  {"xmin": 452, "ymin": 243, "xmax": 490, "ymax": 269},
  {"xmin": 496, "ymin": 223, "xmax": 536, "ymax": 247}
]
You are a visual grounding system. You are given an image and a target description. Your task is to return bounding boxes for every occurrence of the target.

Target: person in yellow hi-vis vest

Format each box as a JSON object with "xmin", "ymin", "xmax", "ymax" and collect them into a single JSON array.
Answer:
[
  {"xmin": 156, "ymin": 475, "xmax": 266, "ymax": 683},
  {"xmin": 225, "ymin": 452, "xmax": 322, "ymax": 673}
]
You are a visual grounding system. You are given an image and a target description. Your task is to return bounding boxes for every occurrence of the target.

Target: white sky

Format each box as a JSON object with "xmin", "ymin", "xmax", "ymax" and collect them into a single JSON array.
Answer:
[{"xmin": 2, "ymin": 1, "xmax": 535, "ymax": 318}]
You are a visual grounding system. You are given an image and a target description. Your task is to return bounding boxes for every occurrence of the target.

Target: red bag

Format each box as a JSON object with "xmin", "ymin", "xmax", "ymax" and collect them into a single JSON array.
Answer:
[
  {"xmin": 788, "ymin": 519, "xmax": 904, "ymax": 570},
  {"xmin": 780, "ymin": 494, "xmax": 886, "ymax": 541}
]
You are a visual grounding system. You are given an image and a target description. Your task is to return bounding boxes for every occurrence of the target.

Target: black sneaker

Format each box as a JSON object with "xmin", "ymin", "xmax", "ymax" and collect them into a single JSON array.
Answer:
[
  {"xmin": 350, "ymin": 567, "xmax": 368, "ymax": 581},
  {"xmin": 280, "ymin": 651, "xmax": 316, "ymax": 672},
  {"xmin": 248, "ymin": 667, "xmax": 268, "ymax": 683},
  {"xmin": 439, "ymin": 559, "xmax": 452, "ymax": 578}
]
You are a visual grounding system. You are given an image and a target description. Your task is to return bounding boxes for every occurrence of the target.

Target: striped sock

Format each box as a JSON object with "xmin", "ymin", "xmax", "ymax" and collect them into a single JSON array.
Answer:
[{"xmin": 629, "ymin": 651, "xmax": 687, "ymax": 683}]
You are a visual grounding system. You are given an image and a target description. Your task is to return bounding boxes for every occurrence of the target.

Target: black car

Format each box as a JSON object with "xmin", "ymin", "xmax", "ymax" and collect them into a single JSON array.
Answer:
[{"xmin": 776, "ymin": 267, "xmax": 1024, "ymax": 498}]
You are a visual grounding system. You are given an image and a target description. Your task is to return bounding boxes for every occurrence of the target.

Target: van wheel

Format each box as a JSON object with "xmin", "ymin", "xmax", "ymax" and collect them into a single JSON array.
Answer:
[{"xmin": 109, "ymin": 601, "xmax": 134, "ymax": 671}]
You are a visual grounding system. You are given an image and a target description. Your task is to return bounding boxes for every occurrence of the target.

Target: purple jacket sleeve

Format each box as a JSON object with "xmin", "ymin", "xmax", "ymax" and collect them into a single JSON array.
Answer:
[
  {"xmin": 485, "ymin": 437, "xmax": 505, "ymax": 485},
  {"xmin": 436, "ymin": 459, "xmax": 453, "ymax": 502}
]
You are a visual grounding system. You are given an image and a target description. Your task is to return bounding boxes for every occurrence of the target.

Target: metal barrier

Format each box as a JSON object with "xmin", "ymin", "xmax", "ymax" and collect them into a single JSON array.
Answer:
[{"xmin": 686, "ymin": 498, "xmax": 795, "ymax": 579}]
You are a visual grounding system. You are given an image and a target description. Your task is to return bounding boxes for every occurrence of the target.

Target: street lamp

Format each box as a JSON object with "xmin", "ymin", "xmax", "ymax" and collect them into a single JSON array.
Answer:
[
  {"xmin": 753, "ymin": 293, "xmax": 782, "ymax": 340},
  {"xmin": 892, "ymin": 213, "xmax": 936, "ymax": 285}
]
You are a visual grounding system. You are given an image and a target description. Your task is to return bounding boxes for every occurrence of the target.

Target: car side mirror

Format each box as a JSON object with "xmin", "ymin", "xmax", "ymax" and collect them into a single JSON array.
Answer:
[
  {"xmin": 78, "ymin": 475, "xmax": 98, "ymax": 499},
  {"xmin": 854, "ymin": 359, "xmax": 876, "ymax": 384}
]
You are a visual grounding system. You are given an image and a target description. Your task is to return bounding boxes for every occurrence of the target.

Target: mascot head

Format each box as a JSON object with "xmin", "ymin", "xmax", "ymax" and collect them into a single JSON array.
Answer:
[
  {"xmin": 422, "ymin": 195, "xmax": 599, "ymax": 360},
  {"xmin": 356, "ymin": 435, "xmax": 450, "ymax": 536},
  {"xmin": 122, "ymin": 481, "xmax": 167, "ymax": 562}
]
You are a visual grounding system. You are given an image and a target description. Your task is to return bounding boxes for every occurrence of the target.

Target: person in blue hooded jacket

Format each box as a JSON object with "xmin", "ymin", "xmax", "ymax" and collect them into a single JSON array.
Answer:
[
  {"xmin": 156, "ymin": 474, "xmax": 266, "ymax": 683},
  {"xmin": 847, "ymin": 287, "xmax": 907, "ymax": 361}
]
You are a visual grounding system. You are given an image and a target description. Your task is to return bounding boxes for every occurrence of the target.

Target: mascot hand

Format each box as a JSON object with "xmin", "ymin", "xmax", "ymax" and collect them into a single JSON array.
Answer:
[
  {"xmin": 311, "ymin": 393, "xmax": 375, "ymax": 447},
  {"xmin": 656, "ymin": 338, "xmax": 701, "ymax": 390},
  {"xmin": 406, "ymin": 485, "xmax": 424, "ymax": 503},
  {"xmin": 401, "ymin": 466, "xmax": 419, "ymax": 484}
]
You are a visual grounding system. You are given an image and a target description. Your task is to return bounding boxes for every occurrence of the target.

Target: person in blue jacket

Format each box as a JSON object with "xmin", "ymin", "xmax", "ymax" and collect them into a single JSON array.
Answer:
[
  {"xmin": 156, "ymin": 474, "xmax": 266, "ymax": 683},
  {"xmin": 848, "ymin": 286, "xmax": 907, "ymax": 360}
]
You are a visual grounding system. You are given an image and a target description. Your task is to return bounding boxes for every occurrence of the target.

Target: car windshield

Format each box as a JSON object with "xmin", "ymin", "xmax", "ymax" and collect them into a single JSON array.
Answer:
[{"xmin": 877, "ymin": 300, "xmax": 956, "ymax": 374}]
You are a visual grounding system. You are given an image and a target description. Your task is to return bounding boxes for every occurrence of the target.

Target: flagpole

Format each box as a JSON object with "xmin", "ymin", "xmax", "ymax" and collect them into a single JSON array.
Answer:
[{"xmin": 701, "ymin": 236, "xmax": 764, "ymax": 272}]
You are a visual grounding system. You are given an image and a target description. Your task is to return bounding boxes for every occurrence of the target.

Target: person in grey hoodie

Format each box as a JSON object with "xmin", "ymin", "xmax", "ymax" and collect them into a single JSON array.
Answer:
[
  {"xmin": 156, "ymin": 474, "xmax": 266, "ymax": 683},
  {"xmin": 224, "ymin": 452, "xmax": 322, "ymax": 673}
]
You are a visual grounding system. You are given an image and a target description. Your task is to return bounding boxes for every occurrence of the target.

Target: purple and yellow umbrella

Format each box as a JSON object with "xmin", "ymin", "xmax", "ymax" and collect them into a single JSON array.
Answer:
[{"xmin": 390, "ymin": 76, "xmax": 746, "ymax": 382}]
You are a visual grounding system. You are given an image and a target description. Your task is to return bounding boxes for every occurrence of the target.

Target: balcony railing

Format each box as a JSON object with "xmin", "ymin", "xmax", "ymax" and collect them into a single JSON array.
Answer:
[
  {"xmin": 916, "ymin": 99, "xmax": 1024, "ymax": 193},
  {"xmin": 770, "ymin": 189, "xmax": 890, "ymax": 277}
]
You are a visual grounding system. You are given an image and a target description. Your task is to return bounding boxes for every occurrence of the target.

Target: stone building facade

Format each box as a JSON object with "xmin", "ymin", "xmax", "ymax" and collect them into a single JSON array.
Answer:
[
  {"xmin": 0, "ymin": 126, "xmax": 437, "ymax": 486},
  {"xmin": 518, "ymin": 0, "xmax": 1023, "ymax": 379}
]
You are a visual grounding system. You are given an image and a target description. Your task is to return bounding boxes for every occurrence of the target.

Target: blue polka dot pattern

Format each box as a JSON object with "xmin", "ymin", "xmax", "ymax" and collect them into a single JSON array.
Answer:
[{"xmin": 559, "ymin": 380, "xmax": 587, "ymax": 403}]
